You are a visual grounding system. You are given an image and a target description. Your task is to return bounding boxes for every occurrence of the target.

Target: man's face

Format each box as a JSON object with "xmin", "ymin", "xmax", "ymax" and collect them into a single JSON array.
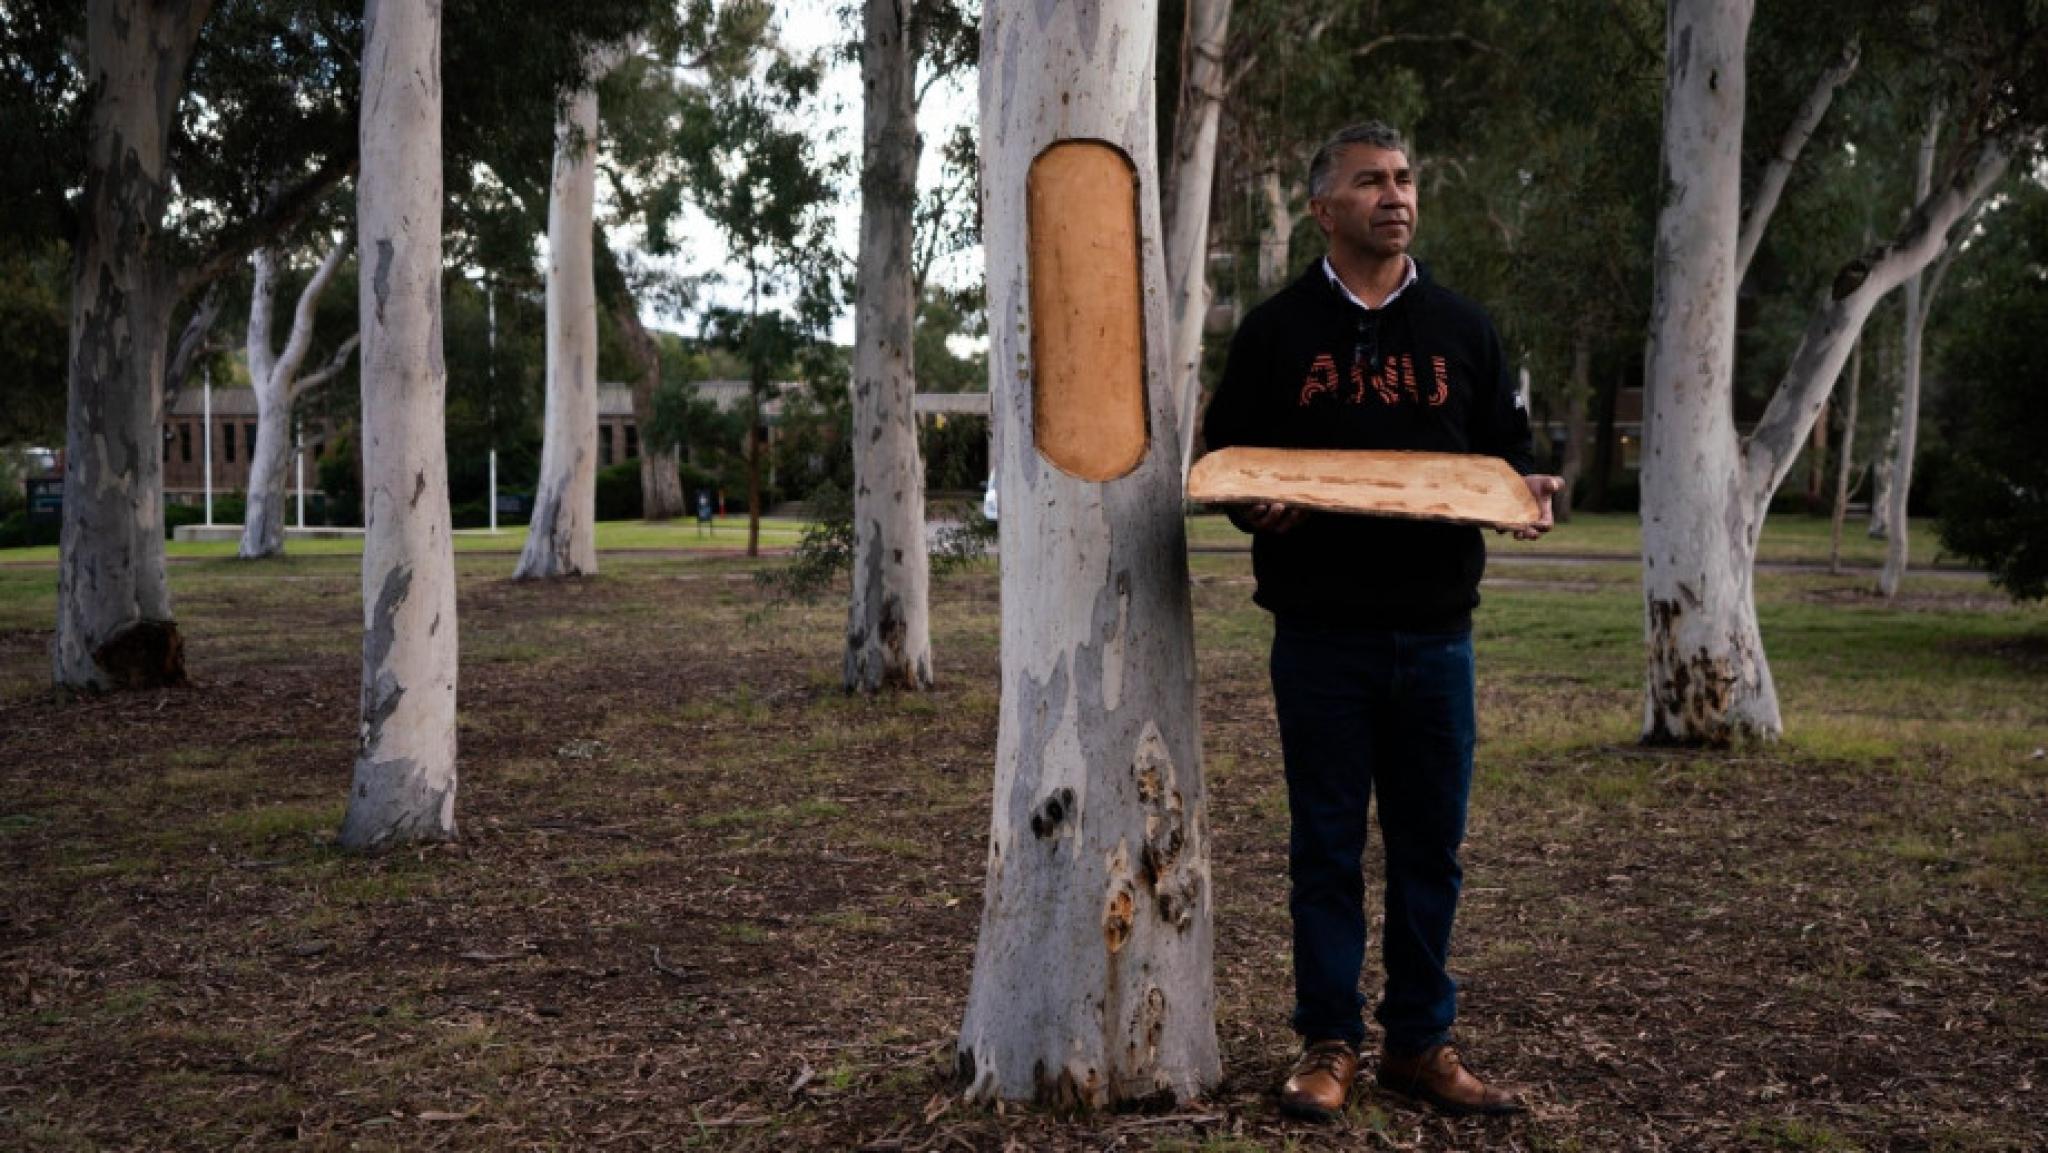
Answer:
[{"xmin": 1309, "ymin": 145, "xmax": 1418, "ymax": 260}]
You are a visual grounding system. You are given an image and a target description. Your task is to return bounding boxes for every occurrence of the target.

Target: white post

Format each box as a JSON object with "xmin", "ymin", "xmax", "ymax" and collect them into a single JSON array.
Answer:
[
  {"xmin": 294, "ymin": 420, "xmax": 306, "ymax": 529},
  {"xmin": 488, "ymin": 448, "xmax": 499, "ymax": 533},
  {"xmin": 202, "ymin": 367, "xmax": 214, "ymax": 527}
]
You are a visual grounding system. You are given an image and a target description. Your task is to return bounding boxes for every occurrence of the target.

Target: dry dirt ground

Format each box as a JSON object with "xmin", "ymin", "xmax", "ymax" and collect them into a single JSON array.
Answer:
[{"xmin": 2, "ymin": 549, "xmax": 2044, "ymax": 1151}]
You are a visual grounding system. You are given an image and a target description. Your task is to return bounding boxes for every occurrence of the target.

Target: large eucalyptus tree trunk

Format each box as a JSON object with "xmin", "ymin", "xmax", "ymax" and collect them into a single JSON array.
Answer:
[
  {"xmin": 959, "ymin": 0, "xmax": 1218, "ymax": 1108},
  {"xmin": 53, "ymin": 0, "xmax": 214, "ymax": 690},
  {"xmin": 845, "ymin": 0, "xmax": 933, "ymax": 693},
  {"xmin": 241, "ymin": 241, "xmax": 356, "ymax": 559},
  {"xmin": 1164, "ymin": 0, "xmax": 1231, "ymax": 477},
  {"xmin": 515, "ymin": 75, "xmax": 603, "ymax": 580},
  {"xmin": 1640, "ymin": 0, "xmax": 1770, "ymax": 744},
  {"xmin": 1644, "ymin": 0, "xmax": 2009, "ymax": 744},
  {"xmin": 339, "ymin": 0, "xmax": 458, "ymax": 851}
]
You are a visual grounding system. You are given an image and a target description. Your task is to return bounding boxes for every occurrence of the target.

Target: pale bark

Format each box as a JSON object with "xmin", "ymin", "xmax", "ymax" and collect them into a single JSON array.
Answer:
[
  {"xmin": 1869, "ymin": 379, "xmax": 1897, "ymax": 539},
  {"xmin": 1640, "ymin": 0, "xmax": 1774, "ymax": 744},
  {"xmin": 1827, "ymin": 335, "xmax": 1862, "ymax": 573},
  {"xmin": 53, "ymin": 0, "xmax": 213, "ymax": 690},
  {"xmin": 845, "ymin": 0, "xmax": 933, "ymax": 692},
  {"xmin": 515, "ymin": 72, "xmax": 605, "ymax": 580},
  {"xmin": 1741, "ymin": 136, "xmax": 2008, "ymax": 513},
  {"xmin": 1734, "ymin": 37, "xmax": 1859, "ymax": 284},
  {"xmin": 339, "ymin": 0, "xmax": 457, "ymax": 851},
  {"xmin": 241, "ymin": 240, "xmax": 356, "ymax": 559},
  {"xmin": 1164, "ymin": 0, "xmax": 1231, "ymax": 479},
  {"xmin": 1257, "ymin": 167, "xmax": 1295, "ymax": 294},
  {"xmin": 1645, "ymin": 1, "xmax": 2010, "ymax": 743},
  {"xmin": 1877, "ymin": 115, "xmax": 1951, "ymax": 596},
  {"xmin": 959, "ymin": 0, "xmax": 1218, "ymax": 1108}
]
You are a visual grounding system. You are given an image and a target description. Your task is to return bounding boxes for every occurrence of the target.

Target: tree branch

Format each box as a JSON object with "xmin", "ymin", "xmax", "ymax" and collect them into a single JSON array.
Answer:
[
  {"xmin": 268, "ymin": 238, "xmax": 353, "ymax": 394},
  {"xmin": 164, "ymin": 283, "xmax": 225, "ymax": 413},
  {"xmin": 174, "ymin": 150, "xmax": 357, "ymax": 303},
  {"xmin": 1352, "ymin": 32, "xmax": 1503, "ymax": 60},
  {"xmin": 288, "ymin": 334, "xmax": 360, "ymax": 402},
  {"xmin": 1735, "ymin": 37, "xmax": 1860, "ymax": 285},
  {"xmin": 1741, "ymin": 135, "xmax": 2011, "ymax": 510}
]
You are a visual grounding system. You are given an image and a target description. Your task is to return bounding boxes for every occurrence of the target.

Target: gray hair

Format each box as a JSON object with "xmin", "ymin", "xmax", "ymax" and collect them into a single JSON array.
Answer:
[{"xmin": 1307, "ymin": 122, "xmax": 1409, "ymax": 198}]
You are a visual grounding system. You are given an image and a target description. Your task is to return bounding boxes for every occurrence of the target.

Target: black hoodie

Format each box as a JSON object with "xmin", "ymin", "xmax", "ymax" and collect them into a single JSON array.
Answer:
[{"xmin": 1200, "ymin": 259, "xmax": 1537, "ymax": 632}]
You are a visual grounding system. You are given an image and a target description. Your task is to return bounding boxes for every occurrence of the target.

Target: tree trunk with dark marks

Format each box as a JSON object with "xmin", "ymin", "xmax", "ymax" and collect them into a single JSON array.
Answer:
[
  {"xmin": 598, "ymin": 240, "xmax": 685, "ymax": 522},
  {"xmin": 340, "ymin": 0, "xmax": 457, "ymax": 851},
  {"xmin": 1640, "ymin": 0, "xmax": 1777, "ymax": 744},
  {"xmin": 958, "ymin": 0, "xmax": 1219, "ymax": 1109},
  {"xmin": 514, "ymin": 73, "xmax": 603, "ymax": 580},
  {"xmin": 845, "ymin": 0, "xmax": 933, "ymax": 693},
  {"xmin": 1644, "ymin": 2, "xmax": 2008, "ymax": 744},
  {"xmin": 53, "ymin": 0, "xmax": 215, "ymax": 691},
  {"xmin": 1164, "ymin": 0, "xmax": 1230, "ymax": 479},
  {"xmin": 241, "ymin": 241, "xmax": 356, "ymax": 560}
]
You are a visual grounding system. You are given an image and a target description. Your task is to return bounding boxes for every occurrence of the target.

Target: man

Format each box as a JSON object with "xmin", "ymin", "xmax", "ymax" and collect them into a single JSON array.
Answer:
[{"xmin": 1201, "ymin": 121, "xmax": 1562, "ymax": 1122}]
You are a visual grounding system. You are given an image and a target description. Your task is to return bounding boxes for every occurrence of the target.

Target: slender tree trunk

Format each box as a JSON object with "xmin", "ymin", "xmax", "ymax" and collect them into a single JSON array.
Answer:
[
  {"xmin": 597, "ymin": 241, "xmax": 685, "ymax": 521},
  {"xmin": 1164, "ymin": 0, "xmax": 1231, "ymax": 478},
  {"xmin": 1828, "ymin": 335, "xmax": 1862, "ymax": 573},
  {"xmin": 1869, "ymin": 368, "xmax": 1897, "ymax": 539},
  {"xmin": 1257, "ymin": 167, "xmax": 1294, "ymax": 294},
  {"xmin": 54, "ymin": 0, "xmax": 214, "ymax": 690},
  {"xmin": 846, "ymin": 0, "xmax": 933, "ymax": 692},
  {"xmin": 1641, "ymin": 0, "xmax": 1777, "ymax": 745},
  {"xmin": 339, "ymin": 0, "xmax": 457, "ymax": 851},
  {"xmin": 515, "ymin": 75, "xmax": 603, "ymax": 580},
  {"xmin": 242, "ymin": 241, "xmax": 352, "ymax": 559},
  {"xmin": 1734, "ymin": 37, "xmax": 1859, "ymax": 284},
  {"xmin": 745, "ymin": 268, "xmax": 764, "ymax": 559},
  {"xmin": 1590, "ymin": 360, "xmax": 1621, "ymax": 510},
  {"xmin": 1878, "ymin": 113, "xmax": 1940, "ymax": 598},
  {"xmin": 959, "ymin": 0, "xmax": 1218, "ymax": 1109},
  {"xmin": 1804, "ymin": 397, "xmax": 1829, "ymax": 510},
  {"xmin": 1558, "ymin": 325, "xmax": 1593, "ymax": 523}
]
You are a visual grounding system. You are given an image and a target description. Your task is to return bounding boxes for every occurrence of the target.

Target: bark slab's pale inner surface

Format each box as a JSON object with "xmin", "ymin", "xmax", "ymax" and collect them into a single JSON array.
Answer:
[{"xmin": 1027, "ymin": 141, "xmax": 1148, "ymax": 482}]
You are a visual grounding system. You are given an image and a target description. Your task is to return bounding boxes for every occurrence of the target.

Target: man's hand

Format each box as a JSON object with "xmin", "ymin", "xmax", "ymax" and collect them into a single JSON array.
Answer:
[
  {"xmin": 1499, "ymin": 475, "xmax": 1564, "ymax": 541},
  {"xmin": 1240, "ymin": 502, "xmax": 1310, "ymax": 535}
]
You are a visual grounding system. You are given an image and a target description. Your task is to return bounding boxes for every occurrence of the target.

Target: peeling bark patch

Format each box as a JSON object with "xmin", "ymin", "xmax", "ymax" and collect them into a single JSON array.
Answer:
[
  {"xmin": 1102, "ymin": 880, "xmax": 1135, "ymax": 954},
  {"xmin": 1132, "ymin": 723, "xmax": 1200, "ymax": 930},
  {"xmin": 372, "ymin": 239, "xmax": 395, "ymax": 323},
  {"xmin": 410, "ymin": 470, "xmax": 426, "ymax": 508},
  {"xmin": 1029, "ymin": 787, "xmax": 1075, "ymax": 839}
]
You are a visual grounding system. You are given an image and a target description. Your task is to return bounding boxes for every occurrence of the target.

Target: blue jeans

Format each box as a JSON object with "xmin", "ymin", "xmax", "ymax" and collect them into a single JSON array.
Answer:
[{"xmin": 1269, "ymin": 617, "xmax": 1476, "ymax": 1055}]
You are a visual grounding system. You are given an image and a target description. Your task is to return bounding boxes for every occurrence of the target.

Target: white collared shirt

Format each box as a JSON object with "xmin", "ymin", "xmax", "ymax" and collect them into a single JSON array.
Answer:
[{"xmin": 1323, "ymin": 254, "xmax": 1417, "ymax": 312}]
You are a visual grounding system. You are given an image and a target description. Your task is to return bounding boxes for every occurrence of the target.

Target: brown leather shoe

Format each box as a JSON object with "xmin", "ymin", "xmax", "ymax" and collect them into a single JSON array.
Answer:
[
  {"xmin": 1279, "ymin": 1039, "xmax": 1359, "ymax": 1121},
  {"xmin": 1376, "ymin": 1043, "xmax": 1525, "ymax": 1116}
]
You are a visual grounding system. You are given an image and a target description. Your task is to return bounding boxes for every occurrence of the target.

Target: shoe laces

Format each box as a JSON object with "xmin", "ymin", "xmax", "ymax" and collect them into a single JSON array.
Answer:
[{"xmin": 1296, "ymin": 1041, "xmax": 1353, "ymax": 1077}]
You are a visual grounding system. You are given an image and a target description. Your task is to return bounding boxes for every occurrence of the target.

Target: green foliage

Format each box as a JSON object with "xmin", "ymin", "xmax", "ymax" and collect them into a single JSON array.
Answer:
[
  {"xmin": 1934, "ymin": 182, "xmax": 2048, "ymax": 601},
  {"xmin": 755, "ymin": 480, "xmax": 856, "ymax": 607},
  {"xmin": 595, "ymin": 461, "xmax": 645, "ymax": 522},
  {"xmin": 0, "ymin": 244, "xmax": 66, "ymax": 446}
]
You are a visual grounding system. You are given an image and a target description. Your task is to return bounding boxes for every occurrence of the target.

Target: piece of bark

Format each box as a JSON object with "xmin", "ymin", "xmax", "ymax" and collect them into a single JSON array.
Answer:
[{"xmin": 1187, "ymin": 446, "xmax": 1539, "ymax": 529}]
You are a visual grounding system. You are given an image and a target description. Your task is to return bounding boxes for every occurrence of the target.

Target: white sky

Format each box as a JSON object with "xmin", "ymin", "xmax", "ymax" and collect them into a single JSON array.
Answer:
[{"xmin": 619, "ymin": 0, "xmax": 980, "ymax": 345}]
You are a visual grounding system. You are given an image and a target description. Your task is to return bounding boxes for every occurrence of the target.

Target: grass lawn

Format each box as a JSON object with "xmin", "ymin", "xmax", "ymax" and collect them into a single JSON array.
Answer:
[
  {"xmin": 1, "ymin": 542, "xmax": 2042, "ymax": 1150},
  {"xmin": 0, "ymin": 516, "xmax": 812, "ymax": 565}
]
